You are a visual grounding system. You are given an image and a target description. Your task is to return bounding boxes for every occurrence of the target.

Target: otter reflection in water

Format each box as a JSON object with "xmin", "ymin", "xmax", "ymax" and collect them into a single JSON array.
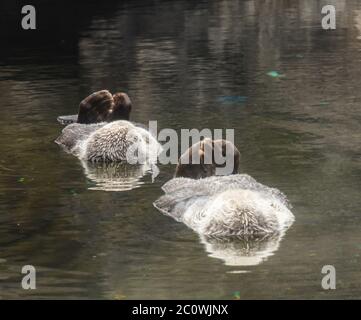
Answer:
[
  {"xmin": 81, "ymin": 161, "xmax": 159, "ymax": 192},
  {"xmin": 199, "ymin": 232, "xmax": 286, "ymax": 267}
]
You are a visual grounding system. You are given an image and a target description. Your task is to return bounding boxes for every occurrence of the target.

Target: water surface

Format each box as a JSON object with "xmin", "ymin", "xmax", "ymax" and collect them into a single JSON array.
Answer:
[{"xmin": 0, "ymin": 0, "xmax": 361, "ymax": 299}]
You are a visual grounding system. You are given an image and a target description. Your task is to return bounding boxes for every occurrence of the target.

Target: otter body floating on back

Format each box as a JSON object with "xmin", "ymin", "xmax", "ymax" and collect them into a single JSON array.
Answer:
[
  {"xmin": 153, "ymin": 139, "xmax": 294, "ymax": 236},
  {"xmin": 55, "ymin": 90, "xmax": 161, "ymax": 164}
]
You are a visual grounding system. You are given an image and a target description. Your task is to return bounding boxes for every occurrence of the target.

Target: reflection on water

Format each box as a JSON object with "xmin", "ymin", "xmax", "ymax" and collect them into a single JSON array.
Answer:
[
  {"xmin": 81, "ymin": 161, "xmax": 156, "ymax": 192},
  {"xmin": 1, "ymin": 0, "xmax": 361, "ymax": 299},
  {"xmin": 200, "ymin": 232, "xmax": 284, "ymax": 267}
]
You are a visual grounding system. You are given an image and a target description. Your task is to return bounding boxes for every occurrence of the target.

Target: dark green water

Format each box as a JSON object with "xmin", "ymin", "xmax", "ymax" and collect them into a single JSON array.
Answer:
[{"xmin": 0, "ymin": 0, "xmax": 361, "ymax": 299}]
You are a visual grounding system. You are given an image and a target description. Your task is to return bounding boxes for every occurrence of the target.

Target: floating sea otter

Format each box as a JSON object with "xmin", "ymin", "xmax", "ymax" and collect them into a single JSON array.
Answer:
[
  {"xmin": 154, "ymin": 139, "xmax": 294, "ymax": 236},
  {"xmin": 55, "ymin": 91, "xmax": 162, "ymax": 188}
]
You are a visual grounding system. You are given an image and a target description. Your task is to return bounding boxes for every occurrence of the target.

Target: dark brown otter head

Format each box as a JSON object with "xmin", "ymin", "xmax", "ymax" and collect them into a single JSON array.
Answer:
[
  {"xmin": 110, "ymin": 92, "xmax": 132, "ymax": 121},
  {"xmin": 77, "ymin": 90, "xmax": 132, "ymax": 124},
  {"xmin": 175, "ymin": 138, "xmax": 240, "ymax": 179}
]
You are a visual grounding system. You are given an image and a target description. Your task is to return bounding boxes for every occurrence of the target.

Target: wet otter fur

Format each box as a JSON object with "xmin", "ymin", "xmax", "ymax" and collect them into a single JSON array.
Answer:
[
  {"xmin": 57, "ymin": 90, "xmax": 132, "ymax": 125},
  {"xmin": 56, "ymin": 120, "xmax": 161, "ymax": 163},
  {"xmin": 175, "ymin": 138, "xmax": 240, "ymax": 178}
]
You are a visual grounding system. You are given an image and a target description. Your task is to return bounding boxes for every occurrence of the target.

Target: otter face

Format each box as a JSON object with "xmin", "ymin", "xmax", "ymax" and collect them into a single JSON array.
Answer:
[
  {"xmin": 77, "ymin": 90, "xmax": 132, "ymax": 124},
  {"xmin": 109, "ymin": 92, "xmax": 132, "ymax": 121},
  {"xmin": 175, "ymin": 162, "xmax": 216, "ymax": 179},
  {"xmin": 175, "ymin": 139, "xmax": 240, "ymax": 179}
]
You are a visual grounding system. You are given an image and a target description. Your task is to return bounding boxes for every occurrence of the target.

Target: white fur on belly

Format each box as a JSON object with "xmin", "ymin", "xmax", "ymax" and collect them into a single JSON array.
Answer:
[
  {"xmin": 153, "ymin": 175, "xmax": 294, "ymax": 236},
  {"xmin": 71, "ymin": 120, "xmax": 161, "ymax": 163},
  {"xmin": 183, "ymin": 189, "xmax": 293, "ymax": 236}
]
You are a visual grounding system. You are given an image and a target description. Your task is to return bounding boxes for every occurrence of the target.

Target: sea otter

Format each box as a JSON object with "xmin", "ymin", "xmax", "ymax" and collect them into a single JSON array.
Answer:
[{"xmin": 154, "ymin": 139, "xmax": 294, "ymax": 236}]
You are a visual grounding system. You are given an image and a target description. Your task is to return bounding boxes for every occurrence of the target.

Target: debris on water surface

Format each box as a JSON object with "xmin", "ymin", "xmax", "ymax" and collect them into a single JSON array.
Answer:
[
  {"xmin": 318, "ymin": 101, "xmax": 330, "ymax": 106},
  {"xmin": 233, "ymin": 291, "xmax": 241, "ymax": 300},
  {"xmin": 69, "ymin": 189, "xmax": 79, "ymax": 196},
  {"xmin": 217, "ymin": 96, "xmax": 248, "ymax": 104},
  {"xmin": 113, "ymin": 293, "xmax": 127, "ymax": 300},
  {"xmin": 267, "ymin": 71, "xmax": 283, "ymax": 78},
  {"xmin": 0, "ymin": 164, "xmax": 15, "ymax": 172}
]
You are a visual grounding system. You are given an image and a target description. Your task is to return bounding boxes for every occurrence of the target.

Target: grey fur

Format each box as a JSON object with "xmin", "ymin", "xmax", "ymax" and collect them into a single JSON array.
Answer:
[
  {"xmin": 153, "ymin": 174, "xmax": 294, "ymax": 237},
  {"xmin": 55, "ymin": 120, "xmax": 161, "ymax": 163},
  {"xmin": 55, "ymin": 122, "xmax": 105, "ymax": 154}
]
